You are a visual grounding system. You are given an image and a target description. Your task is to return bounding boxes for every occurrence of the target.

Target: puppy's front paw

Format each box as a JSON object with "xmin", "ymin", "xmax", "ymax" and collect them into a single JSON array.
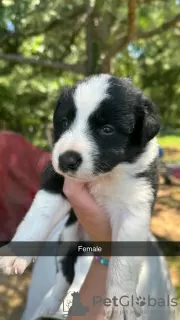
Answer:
[
  {"xmin": 105, "ymin": 286, "xmax": 142, "ymax": 320},
  {"xmin": 0, "ymin": 245, "xmax": 32, "ymax": 275}
]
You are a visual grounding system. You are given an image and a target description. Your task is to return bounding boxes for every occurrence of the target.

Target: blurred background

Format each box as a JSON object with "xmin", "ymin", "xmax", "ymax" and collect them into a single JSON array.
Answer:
[{"xmin": 0, "ymin": 0, "xmax": 179, "ymax": 319}]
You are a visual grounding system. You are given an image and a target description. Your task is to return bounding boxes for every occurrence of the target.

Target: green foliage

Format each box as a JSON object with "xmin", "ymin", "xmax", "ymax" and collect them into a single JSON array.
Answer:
[{"xmin": 0, "ymin": 0, "xmax": 179, "ymax": 147}]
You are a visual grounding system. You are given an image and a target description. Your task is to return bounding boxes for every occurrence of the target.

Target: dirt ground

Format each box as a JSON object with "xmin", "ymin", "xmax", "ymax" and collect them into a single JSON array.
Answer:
[
  {"xmin": 0, "ymin": 268, "xmax": 31, "ymax": 320},
  {"xmin": 0, "ymin": 147, "xmax": 179, "ymax": 320},
  {"xmin": 151, "ymin": 178, "xmax": 180, "ymax": 304}
]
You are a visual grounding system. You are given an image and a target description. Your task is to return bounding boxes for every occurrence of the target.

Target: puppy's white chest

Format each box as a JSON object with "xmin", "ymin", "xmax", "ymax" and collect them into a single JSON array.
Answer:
[
  {"xmin": 87, "ymin": 173, "xmax": 126, "ymax": 212},
  {"xmin": 88, "ymin": 172, "xmax": 152, "ymax": 218}
]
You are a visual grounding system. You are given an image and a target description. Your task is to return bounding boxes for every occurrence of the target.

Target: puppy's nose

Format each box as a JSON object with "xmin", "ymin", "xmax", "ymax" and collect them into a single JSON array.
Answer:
[{"xmin": 58, "ymin": 151, "xmax": 82, "ymax": 172}]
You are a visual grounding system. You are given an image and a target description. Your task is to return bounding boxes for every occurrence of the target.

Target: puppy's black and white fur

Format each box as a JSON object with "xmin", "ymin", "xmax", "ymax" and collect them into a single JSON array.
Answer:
[{"xmin": 0, "ymin": 74, "xmax": 160, "ymax": 320}]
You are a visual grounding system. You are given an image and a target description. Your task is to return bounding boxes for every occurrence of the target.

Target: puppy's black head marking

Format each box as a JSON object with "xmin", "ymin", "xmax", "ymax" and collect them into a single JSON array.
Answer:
[
  {"xmin": 52, "ymin": 75, "xmax": 160, "ymax": 177},
  {"xmin": 141, "ymin": 96, "xmax": 161, "ymax": 146},
  {"xmin": 86, "ymin": 76, "xmax": 160, "ymax": 173},
  {"xmin": 53, "ymin": 86, "xmax": 76, "ymax": 143}
]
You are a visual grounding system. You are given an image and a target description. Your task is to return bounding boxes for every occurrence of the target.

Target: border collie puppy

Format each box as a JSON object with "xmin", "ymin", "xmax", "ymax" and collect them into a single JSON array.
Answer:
[{"xmin": 0, "ymin": 74, "xmax": 160, "ymax": 320}]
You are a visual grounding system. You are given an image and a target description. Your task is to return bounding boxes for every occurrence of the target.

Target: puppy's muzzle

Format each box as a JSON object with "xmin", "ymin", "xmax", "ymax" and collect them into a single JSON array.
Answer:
[{"xmin": 58, "ymin": 150, "xmax": 82, "ymax": 172}]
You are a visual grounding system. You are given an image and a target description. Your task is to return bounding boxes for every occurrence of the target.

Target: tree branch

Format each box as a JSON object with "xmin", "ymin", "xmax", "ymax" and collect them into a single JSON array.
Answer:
[
  {"xmin": 103, "ymin": 11, "xmax": 180, "ymax": 63},
  {"xmin": 102, "ymin": 0, "xmax": 137, "ymax": 68},
  {"xmin": 0, "ymin": 53, "xmax": 85, "ymax": 74},
  {"xmin": 58, "ymin": 24, "xmax": 83, "ymax": 61},
  {"xmin": 59, "ymin": 4, "xmax": 92, "ymax": 62},
  {"xmin": 127, "ymin": 0, "xmax": 137, "ymax": 41},
  {"xmin": 137, "ymin": 12, "xmax": 180, "ymax": 39}
]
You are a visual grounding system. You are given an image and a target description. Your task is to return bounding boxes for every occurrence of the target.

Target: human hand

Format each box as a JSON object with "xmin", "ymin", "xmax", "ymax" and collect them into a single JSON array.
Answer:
[
  {"xmin": 63, "ymin": 178, "xmax": 111, "ymax": 243},
  {"xmin": 64, "ymin": 178, "xmax": 111, "ymax": 320}
]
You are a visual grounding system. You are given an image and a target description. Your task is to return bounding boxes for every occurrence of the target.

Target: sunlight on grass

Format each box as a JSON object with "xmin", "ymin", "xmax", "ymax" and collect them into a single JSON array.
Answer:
[
  {"xmin": 158, "ymin": 135, "xmax": 180, "ymax": 148},
  {"xmin": 157, "ymin": 135, "xmax": 180, "ymax": 162}
]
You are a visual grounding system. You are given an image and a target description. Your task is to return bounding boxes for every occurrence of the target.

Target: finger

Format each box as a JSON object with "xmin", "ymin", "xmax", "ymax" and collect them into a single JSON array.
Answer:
[
  {"xmin": 63, "ymin": 178, "xmax": 85, "ymax": 198},
  {"xmin": 64, "ymin": 178, "xmax": 103, "ymax": 216},
  {"xmin": 63, "ymin": 179, "xmax": 111, "ymax": 241}
]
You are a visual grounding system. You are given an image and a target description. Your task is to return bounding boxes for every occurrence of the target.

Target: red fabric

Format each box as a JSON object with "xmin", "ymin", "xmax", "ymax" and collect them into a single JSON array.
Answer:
[
  {"xmin": 172, "ymin": 168, "xmax": 180, "ymax": 179},
  {"xmin": 0, "ymin": 131, "xmax": 51, "ymax": 241}
]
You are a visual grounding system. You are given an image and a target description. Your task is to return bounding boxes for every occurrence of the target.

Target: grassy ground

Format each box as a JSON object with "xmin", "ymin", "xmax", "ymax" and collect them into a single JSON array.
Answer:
[
  {"xmin": 158, "ymin": 134, "xmax": 180, "ymax": 163},
  {"xmin": 158, "ymin": 135, "xmax": 180, "ymax": 148},
  {"xmin": 0, "ymin": 135, "xmax": 179, "ymax": 319}
]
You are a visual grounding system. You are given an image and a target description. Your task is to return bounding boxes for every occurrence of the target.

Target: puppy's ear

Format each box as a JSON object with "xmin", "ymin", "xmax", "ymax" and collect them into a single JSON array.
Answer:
[
  {"xmin": 142, "ymin": 96, "xmax": 160, "ymax": 145},
  {"xmin": 132, "ymin": 95, "xmax": 160, "ymax": 147}
]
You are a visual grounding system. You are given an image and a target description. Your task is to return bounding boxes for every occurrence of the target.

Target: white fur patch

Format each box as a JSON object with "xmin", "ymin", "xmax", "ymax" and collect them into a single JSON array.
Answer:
[
  {"xmin": 73, "ymin": 74, "xmax": 110, "ymax": 118},
  {"xmin": 0, "ymin": 191, "xmax": 71, "ymax": 275},
  {"xmin": 52, "ymin": 74, "xmax": 111, "ymax": 181},
  {"xmin": 121, "ymin": 137, "xmax": 159, "ymax": 174},
  {"xmin": 12, "ymin": 190, "xmax": 70, "ymax": 242}
]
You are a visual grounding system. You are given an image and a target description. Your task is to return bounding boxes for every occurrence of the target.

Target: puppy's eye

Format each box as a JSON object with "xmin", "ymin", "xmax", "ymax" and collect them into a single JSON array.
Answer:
[
  {"xmin": 61, "ymin": 117, "xmax": 68, "ymax": 129},
  {"xmin": 100, "ymin": 125, "xmax": 115, "ymax": 135}
]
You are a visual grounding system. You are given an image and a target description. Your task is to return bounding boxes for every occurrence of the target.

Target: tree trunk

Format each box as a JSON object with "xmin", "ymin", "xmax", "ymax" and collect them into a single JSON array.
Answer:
[
  {"xmin": 85, "ymin": 1, "xmax": 101, "ymax": 75},
  {"xmin": 101, "ymin": 59, "xmax": 111, "ymax": 73}
]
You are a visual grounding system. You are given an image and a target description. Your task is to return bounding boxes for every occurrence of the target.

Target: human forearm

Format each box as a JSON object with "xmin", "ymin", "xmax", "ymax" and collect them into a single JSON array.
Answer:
[{"xmin": 67, "ymin": 257, "xmax": 108, "ymax": 320}]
